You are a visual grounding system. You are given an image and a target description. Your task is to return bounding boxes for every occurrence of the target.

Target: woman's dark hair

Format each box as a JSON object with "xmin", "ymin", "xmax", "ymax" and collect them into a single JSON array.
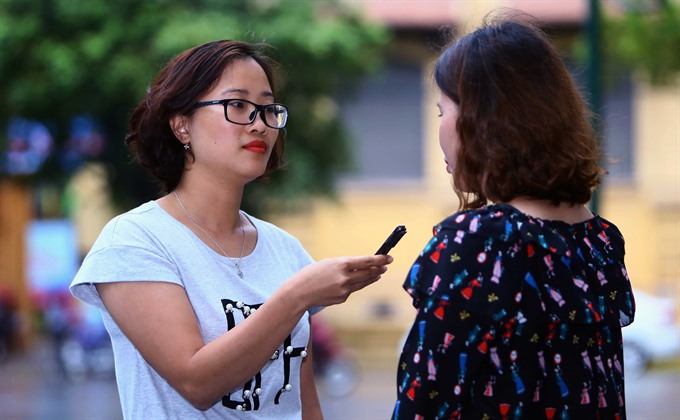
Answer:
[
  {"xmin": 434, "ymin": 11, "xmax": 604, "ymax": 210},
  {"xmin": 125, "ymin": 40, "xmax": 286, "ymax": 194}
]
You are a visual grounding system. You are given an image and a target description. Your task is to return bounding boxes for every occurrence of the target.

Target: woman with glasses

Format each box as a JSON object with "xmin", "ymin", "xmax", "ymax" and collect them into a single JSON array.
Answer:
[
  {"xmin": 70, "ymin": 40, "xmax": 392, "ymax": 419},
  {"xmin": 392, "ymin": 11, "xmax": 635, "ymax": 420}
]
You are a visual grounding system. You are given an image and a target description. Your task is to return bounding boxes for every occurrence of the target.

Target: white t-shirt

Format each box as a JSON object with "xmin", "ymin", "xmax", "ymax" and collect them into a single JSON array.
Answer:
[{"xmin": 70, "ymin": 201, "xmax": 317, "ymax": 419}]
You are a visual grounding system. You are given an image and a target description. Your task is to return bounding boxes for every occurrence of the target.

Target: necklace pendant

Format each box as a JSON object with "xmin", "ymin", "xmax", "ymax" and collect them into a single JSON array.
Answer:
[{"xmin": 172, "ymin": 192, "xmax": 247, "ymax": 279}]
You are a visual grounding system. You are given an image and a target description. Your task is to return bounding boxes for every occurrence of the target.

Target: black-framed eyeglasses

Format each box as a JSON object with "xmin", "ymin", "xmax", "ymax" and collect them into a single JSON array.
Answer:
[{"xmin": 193, "ymin": 99, "xmax": 288, "ymax": 129}]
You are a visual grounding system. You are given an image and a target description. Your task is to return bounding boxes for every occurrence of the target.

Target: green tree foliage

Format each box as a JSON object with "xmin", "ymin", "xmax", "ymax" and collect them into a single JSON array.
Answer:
[
  {"xmin": 602, "ymin": 0, "xmax": 680, "ymax": 85},
  {"xmin": 0, "ymin": 0, "xmax": 388, "ymax": 215}
]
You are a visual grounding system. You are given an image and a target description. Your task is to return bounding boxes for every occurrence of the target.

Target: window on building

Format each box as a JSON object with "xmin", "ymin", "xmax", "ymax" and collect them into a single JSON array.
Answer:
[
  {"xmin": 602, "ymin": 73, "xmax": 634, "ymax": 181},
  {"xmin": 336, "ymin": 60, "xmax": 424, "ymax": 184}
]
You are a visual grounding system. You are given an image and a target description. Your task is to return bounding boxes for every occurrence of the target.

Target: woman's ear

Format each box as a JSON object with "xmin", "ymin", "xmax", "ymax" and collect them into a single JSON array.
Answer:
[{"xmin": 169, "ymin": 115, "xmax": 189, "ymax": 141}]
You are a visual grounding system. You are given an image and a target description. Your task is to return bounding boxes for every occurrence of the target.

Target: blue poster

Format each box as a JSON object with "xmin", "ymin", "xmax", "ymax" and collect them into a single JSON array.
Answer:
[{"xmin": 25, "ymin": 220, "xmax": 79, "ymax": 293}]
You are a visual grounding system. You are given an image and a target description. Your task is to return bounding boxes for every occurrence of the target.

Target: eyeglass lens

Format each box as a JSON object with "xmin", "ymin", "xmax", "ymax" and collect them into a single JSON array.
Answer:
[{"xmin": 225, "ymin": 100, "xmax": 287, "ymax": 128}]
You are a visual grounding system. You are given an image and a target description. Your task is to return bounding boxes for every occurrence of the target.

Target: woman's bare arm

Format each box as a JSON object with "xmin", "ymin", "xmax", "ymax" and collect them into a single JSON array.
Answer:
[
  {"xmin": 301, "ymin": 320, "xmax": 323, "ymax": 420},
  {"xmin": 97, "ymin": 255, "xmax": 390, "ymax": 409}
]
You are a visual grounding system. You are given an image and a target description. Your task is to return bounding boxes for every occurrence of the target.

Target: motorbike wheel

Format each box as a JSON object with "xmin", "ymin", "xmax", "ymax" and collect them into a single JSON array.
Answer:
[
  {"xmin": 317, "ymin": 358, "xmax": 359, "ymax": 397},
  {"xmin": 623, "ymin": 341, "xmax": 650, "ymax": 379}
]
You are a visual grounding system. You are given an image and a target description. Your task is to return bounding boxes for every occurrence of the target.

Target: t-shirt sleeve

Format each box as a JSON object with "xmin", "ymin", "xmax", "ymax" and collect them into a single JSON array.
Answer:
[{"xmin": 70, "ymin": 216, "xmax": 182, "ymax": 310}]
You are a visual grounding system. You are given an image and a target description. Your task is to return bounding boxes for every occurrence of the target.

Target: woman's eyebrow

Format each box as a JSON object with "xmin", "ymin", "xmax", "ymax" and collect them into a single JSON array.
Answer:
[
  {"xmin": 218, "ymin": 88, "xmax": 274, "ymax": 98},
  {"xmin": 219, "ymin": 88, "xmax": 247, "ymax": 96}
]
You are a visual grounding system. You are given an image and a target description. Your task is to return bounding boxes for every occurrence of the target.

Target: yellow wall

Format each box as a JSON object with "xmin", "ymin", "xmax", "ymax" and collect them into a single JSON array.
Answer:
[
  {"xmin": 612, "ymin": 75, "xmax": 680, "ymax": 298},
  {"xmin": 601, "ymin": 76, "xmax": 680, "ymax": 299},
  {"xmin": 636, "ymin": 76, "xmax": 680, "ymax": 206},
  {"xmin": 601, "ymin": 186, "xmax": 660, "ymax": 292}
]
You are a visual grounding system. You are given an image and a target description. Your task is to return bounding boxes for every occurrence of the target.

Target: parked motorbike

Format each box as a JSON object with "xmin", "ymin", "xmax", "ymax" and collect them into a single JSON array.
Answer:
[{"xmin": 312, "ymin": 317, "xmax": 359, "ymax": 397}]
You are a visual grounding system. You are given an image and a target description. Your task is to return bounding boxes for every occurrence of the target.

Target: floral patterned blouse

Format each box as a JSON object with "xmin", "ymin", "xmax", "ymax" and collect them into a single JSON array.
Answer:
[{"xmin": 393, "ymin": 203, "xmax": 635, "ymax": 420}]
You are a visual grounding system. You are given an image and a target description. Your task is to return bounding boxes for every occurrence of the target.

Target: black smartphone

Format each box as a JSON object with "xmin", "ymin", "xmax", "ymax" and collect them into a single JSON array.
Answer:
[{"xmin": 375, "ymin": 225, "xmax": 407, "ymax": 255}]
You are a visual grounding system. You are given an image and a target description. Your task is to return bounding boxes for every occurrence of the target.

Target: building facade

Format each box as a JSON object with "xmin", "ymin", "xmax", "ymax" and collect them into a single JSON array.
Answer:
[{"xmin": 270, "ymin": 0, "xmax": 680, "ymax": 364}]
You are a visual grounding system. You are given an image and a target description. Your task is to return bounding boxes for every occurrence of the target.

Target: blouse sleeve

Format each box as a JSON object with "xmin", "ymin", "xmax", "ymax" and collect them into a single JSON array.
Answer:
[
  {"xmin": 403, "ymin": 214, "xmax": 523, "ymax": 323},
  {"xmin": 395, "ymin": 211, "xmax": 523, "ymax": 419}
]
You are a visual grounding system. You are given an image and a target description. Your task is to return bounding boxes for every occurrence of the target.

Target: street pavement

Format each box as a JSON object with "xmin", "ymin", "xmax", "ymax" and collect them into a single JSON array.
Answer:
[{"xmin": 1, "ymin": 341, "xmax": 678, "ymax": 420}]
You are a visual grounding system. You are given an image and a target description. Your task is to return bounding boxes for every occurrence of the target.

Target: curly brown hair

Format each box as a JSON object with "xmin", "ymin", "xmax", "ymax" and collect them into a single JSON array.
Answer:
[
  {"xmin": 125, "ymin": 40, "xmax": 286, "ymax": 194},
  {"xmin": 434, "ymin": 12, "xmax": 604, "ymax": 210}
]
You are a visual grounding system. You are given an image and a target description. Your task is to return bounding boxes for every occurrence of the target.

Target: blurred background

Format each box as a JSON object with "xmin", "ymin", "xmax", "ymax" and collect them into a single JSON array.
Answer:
[{"xmin": 1, "ymin": 0, "xmax": 678, "ymax": 419}]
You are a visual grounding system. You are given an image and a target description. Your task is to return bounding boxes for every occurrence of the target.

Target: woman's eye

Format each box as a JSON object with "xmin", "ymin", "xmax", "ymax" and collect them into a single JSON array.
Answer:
[{"xmin": 228, "ymin": 100, "xmax": 247, "ymax": 109}]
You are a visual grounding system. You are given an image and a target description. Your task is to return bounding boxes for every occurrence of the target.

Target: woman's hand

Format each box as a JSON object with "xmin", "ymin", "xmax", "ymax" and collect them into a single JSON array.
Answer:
[{"xmin": 285, "ymin": 255, "xmax": 393, "ymax": 308}]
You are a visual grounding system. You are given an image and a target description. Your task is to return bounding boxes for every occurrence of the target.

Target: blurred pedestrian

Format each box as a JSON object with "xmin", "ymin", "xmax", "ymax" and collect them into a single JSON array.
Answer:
[
  {"xmin": 0, "ymin": 287, "xmax": 19, "ymax": 362},
  {"xmin": 43, "ymin": 294, "xmax": 71, "ymax": 379},
  {"xmin": 70, "ymin": 40, "xmax": 392, "ymax": 419},
  {"xmin": 393, "ymin": 11, "xmax": 635, "ymax": 420}
]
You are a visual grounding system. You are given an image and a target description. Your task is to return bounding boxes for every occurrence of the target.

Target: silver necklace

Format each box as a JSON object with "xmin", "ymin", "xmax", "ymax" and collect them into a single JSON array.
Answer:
[{"xmin": 173, "ymin": 190, "xmax": 246, "ymax": 279}]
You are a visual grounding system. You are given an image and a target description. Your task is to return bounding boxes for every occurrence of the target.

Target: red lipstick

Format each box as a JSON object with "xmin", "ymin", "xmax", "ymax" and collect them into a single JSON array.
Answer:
[{"xmin": 243, "ymin": 140, "xmax": 267, "ymax": 154}]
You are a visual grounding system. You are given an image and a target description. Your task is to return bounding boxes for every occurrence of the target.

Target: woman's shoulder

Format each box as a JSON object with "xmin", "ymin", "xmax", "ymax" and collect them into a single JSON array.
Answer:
[
  {"xmin": 244, "ymin": 212, "xmax": 289, "ymax": 236},
  {"xmin": 105, "ymin": 200, "xmax": 166, "ymax": 225},
  {"xmin": 94, "ymin": 201, "xmax": 177, "ymax": 247},
  {"xmin": 406, "ymin": 204, "xmax": 632, "ymax": 324},
  {"xmin": 242, "ymin": 212, "xmax": 306, "ymax": 248},
  {"xmin": 436, "ymin": 203, "xmax": 525, "ymax": 245},
  {"xmin": 437, "ymin": 203, "xmax": 615, "ymax": 256}
]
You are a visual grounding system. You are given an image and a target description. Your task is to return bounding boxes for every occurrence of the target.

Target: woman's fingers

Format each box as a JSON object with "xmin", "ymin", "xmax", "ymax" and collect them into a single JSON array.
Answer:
[
  {"xmin": 341, "ymin": 255, "xmax": 393, "ymax": 274},
  {"xmin": 352, "ymin": 254, "xmax": 393, "ymax": 269},
  {"xmin": 346, "ymin": 264, "xmax": 388, "ymax": 290}
]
